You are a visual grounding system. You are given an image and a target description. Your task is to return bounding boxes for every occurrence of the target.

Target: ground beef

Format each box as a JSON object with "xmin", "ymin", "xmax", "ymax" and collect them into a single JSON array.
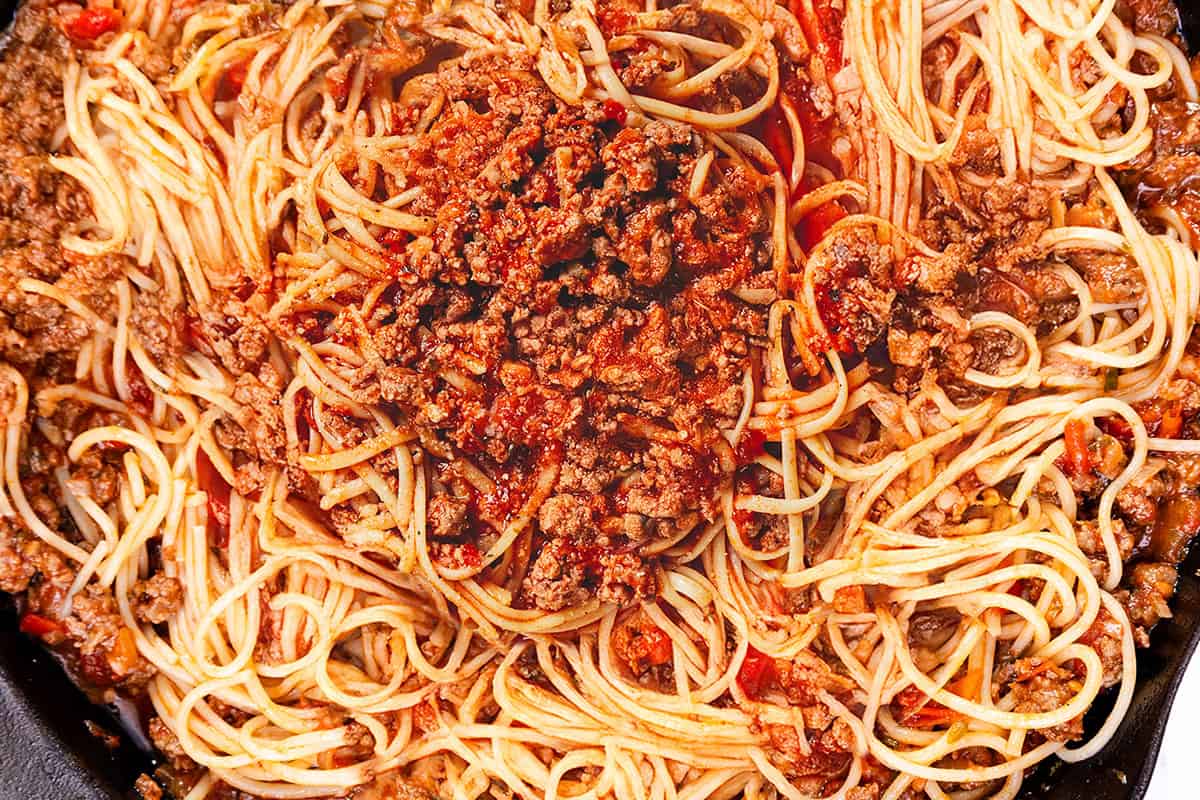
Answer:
[
  {"xmin": 0, "ymin": 518, "xmax": 36, "ymax": 593},
  {"xmin": 1003, "ymin": 658, "xmax": 1085, "ymax": 742},
  {"xmin": 1074, "ymin": 518, "xmax": 1135, "ymax": 583},
  {"xmin": 1080, "ymin": 607, "xmax": 1127, "ymax": 687},
  {"xmin": 758, "ymin": 716, "xmax": 856, "ymax": 793},
  {"xmin": 1121, "ymin": 0, "xmax": 1182, "ymax": 36},
  {"xmin": 949, "ymin": 115, "xmax": 1002, "ymax": 174},
  {"xmin": 62, "ymin": 586, "xmax": 155, "ymax": 687},
  {"xmin": 148, "ymin": 716, "xmax": 198, "ymax": 778},
  {"xmin": 1116, "ymin": 95, "xmax": 1200, "ymax": 244},
  {"xmin": 132, "ymin": 572, "xmax": 183, "ymax": 625},
  {"xmin": 523, "ymin": 542, "xmax": 591, "ymax": 611},
  {"xmin": 1123, "ymin": 562, "xmax": 1176, "ymax": 631},
  {"xmin": 0, "ymin": 1, "xmax": 87, "ymax": 248},
  {"xmin": 820, "ymin": 176, "xmax": 1079, "ymax": 400},
  {"xmin": 297, "ymin": 51, "xmax": 772, "ymax": 608},
  {"xmin": 0, "ymin": 4, "xmax": 1198, "ymax": 800},
  {"xmin": 188, "ymin": 298, "xmax": 273, "ymax": 376},
  {"xmin": 426, "ymin": 492, "xmax": 469, "ymax": 540}
]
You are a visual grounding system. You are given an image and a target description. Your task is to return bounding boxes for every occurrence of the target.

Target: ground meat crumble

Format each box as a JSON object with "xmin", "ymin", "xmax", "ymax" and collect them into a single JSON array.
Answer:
[{"xmin": 292, "ymin": 50, "xmax": 776, "ymax": 611}]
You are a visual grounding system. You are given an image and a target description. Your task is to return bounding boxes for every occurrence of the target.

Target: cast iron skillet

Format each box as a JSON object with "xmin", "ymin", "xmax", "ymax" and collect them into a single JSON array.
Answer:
[{"xmin": 3, "ymin": 3, "xmax": 1200, "ymax": 799}]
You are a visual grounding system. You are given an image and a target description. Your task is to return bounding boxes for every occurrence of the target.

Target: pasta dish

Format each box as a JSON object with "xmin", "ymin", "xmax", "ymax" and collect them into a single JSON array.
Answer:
[{"xmin": 0, "ymin": 0, "xmax": 1198, "ymax": 797}]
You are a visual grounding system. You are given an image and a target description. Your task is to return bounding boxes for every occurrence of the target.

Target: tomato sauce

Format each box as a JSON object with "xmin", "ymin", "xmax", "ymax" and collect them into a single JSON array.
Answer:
[
  {"xmin": 64, "ymin": 6, "xmax": 120, "ymax": 42},
  {"xmin": 197, "ymin": 449, "xmax": 232, "ymax": 548},
  {"xmin": 736, "ymin": 646, "xmax": 778, "ymax": 698}
]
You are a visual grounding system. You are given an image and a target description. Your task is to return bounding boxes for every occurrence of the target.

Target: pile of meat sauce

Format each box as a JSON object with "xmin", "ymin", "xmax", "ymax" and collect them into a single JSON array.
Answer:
[{"xmin": 293, "ymin": 39, "xmax": 781, "ymax": 612}]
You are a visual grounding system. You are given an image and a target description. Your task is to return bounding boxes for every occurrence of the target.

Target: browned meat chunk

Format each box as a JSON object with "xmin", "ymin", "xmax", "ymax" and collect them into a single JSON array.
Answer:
[{"xmin": 132, "ymin": 572, "xmax": 183, "ymax": 625}]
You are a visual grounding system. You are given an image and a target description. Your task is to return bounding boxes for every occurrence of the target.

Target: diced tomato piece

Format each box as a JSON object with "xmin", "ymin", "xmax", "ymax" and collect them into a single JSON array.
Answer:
[
  {"xmin": 1159, "ymin": 400, "xmax": 1184, "ymax": 439},
  {"xmin": 1097, "ymin": 415, "xmax": 1133, "ymax": 443},
  {"xmin": 459, "ymin": 541, "xmax": 482, "ymax": 568},
  {"xmin": 65, "ymin": 7, "xmax": 121, "ymax": 41},
  {"xmin": 1062, "ymin": 419, "xmax": 1091, "ymax": 477},
  {"xmin": 602, "ymin": 99, "xmax": 628, "ymax": 125},
  {"xmin": 737, "ymin": 646, "xmax": 778, "ymax": 698},
  {"xmin": 19, "ymin": 613, "xmax": 64, "ymax": 637}
]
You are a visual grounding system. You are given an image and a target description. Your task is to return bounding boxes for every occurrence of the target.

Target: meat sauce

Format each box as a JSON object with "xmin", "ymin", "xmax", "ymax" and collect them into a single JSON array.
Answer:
[{"xmin": 351, "ymin": 51, "xmax": 770, "ymax": 608}]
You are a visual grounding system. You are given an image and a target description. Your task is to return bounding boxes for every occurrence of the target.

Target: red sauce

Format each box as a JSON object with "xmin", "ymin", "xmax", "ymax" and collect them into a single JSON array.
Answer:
[
  {"xmin": 602, "ymin": 99, "xmax": 628, "ymax": 125},
  {"xmin": 731, "ymin": 507, "xmax": 756, "ymax": 543},
  {"xmin": 125, "ymin": 359, "xmax": 154, "ymax": 417},
  {"xmin": 19, "ymin": 612, "xmax": 63, "ymax": 637},
  {"xmin": 560, "ymin": 540, "xmax": 607, "ymax": 572},
  {"xmin": 489, "ymin": 391, "xmax": 548, "ymax": 445},
  {"xmin": 675, "ymin": 443, "xmax": 723, "ymax": 508},
  {"xmin": 196, "ymin": 449, "xmax": 231, "ymax": 548},
  {"xmin": 461, "ymin": 541, "xmax": 483, "ymax": 567},
  {"xmin": 431, "ymin": 540, "xmax": 485, "ymax": 570},
  {"xmin": 782, "ymin": 78, "xmax": 839, "ymax": 174},
  {"xmin": 64, "ymin": 6, "xmax": 121, "ymax": 42},
  {"xmin": 789, "ymin": 0, "xmax": 844, "ymax": 74},
  {"xmin": 734, "ymin": 429, "xmax": 767, "ymax": 464},
  {"xmin": 769, "ymin": 66, "xmax": 845, "ymax": 258},
  {"xmin": 454, "ymin": 444, "xmax": 561, "ymax": 533},
  {"xmin": 181, "ymin": 314, "xmax": 208, "ymax": 353},
  {"xmin": 214, "ymin": 57, "xmax": 250, "ymax": 104},
  {"xmin": 737, "ymin": 646, "xmax": 778, "ymax": 698},
  {"xmin": 294, "ymin": 388, "xmax": 316, "ymax": 443},
  {"xmin": 1097, "ymin": 416, "xmax": 1133, "ymax": 442},
  {"xmin": 474, "ymin": 476, "xmax": 524, "ymax": 526},
  {"xmin": 378, "ymin": 228, "xmax": 410, "ymax": 257},
  {"xmin": 797, "ymin": 201, "xmax": 847, "ymax": 252},
  {"xmin": 812, "ymin": 282, "xmax": 855, "ymax": 355},
  {"xmin": 762, "ymin": 103, "xmax": 794, "ymax": 179},
  {"xmin": 596, "ymin": 3, "xmax": 636, "ymax": 35}
]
